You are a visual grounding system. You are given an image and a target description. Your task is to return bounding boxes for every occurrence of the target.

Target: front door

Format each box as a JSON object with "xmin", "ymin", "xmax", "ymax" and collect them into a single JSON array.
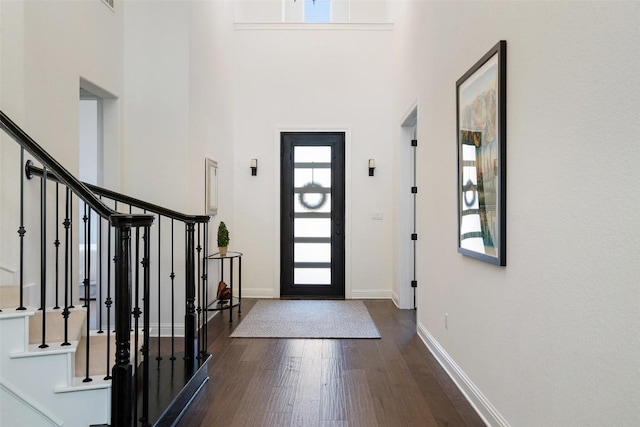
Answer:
[{"xmin": 280, "ymin": 132, "xmax": 345, "ymax": 298}]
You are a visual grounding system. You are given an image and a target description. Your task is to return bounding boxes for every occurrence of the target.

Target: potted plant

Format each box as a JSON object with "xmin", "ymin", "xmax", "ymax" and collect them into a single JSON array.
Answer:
[{"xmin": 217, "ymin": 221, "xmax": 230, "ymax": 256}]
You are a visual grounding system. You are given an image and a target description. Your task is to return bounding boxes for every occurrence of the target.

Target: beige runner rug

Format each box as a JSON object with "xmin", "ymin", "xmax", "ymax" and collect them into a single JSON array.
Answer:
[{"xmin": 230, "ymin": 300, "xmax": 381, "ymax": 339}]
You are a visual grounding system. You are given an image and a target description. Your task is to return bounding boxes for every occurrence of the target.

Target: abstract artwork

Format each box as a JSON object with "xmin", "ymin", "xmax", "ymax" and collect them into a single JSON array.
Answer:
[{"xmin": 456, "ymin": 41, "xmax": 507, "ymax": 265}]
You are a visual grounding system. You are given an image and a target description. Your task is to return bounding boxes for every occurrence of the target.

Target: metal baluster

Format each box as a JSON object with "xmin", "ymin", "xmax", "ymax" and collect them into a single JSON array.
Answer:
[
  {"xmin": 202, "ymin": 221, "xmax": 209, "ymax": 357},
  {"xmin": 170, "ymin": 219, "xmax": 176, "ymax": 361},
  {"xmin": 39, "ymin": 166, "xmax": 49, "ymax": 349},
  {"xmin": 196, "ymin": 223, "xmax": 202, "ymax": 360},
  {"xmin": 62, "ymin": 188, "xmax": 72, "ymax": 347},
  {"xmin": 141, "ymin": 225, "xmax": 151, "ymax": 426},
  {"xmin": 156, "ymin": 216, "xmax": 162, "ymax": 361},
  {"xmin": 133, "ymin": 226, "xmax": 141, "ymax": 425},
  {"xmin": 17, "ymin": 150, "xmax": 26, "ymax": 311},
  {"xmin": 229, "ymin": 258, "xmax": 234, "ymax": 323},
  {"xmin": 184, "ymin": 222, "xmax": 197, "ymax": 368},
  {"xmin": 69, "ymin": 194, "xmax": 74, "ymax": 309},
  {"xmin": 98, "ymin": 197, "xmax": 104, "ymax": 334},
  {"xmin": 83, "ymin": 206, "xmax": 93, "ymax": 383},
  {"xmin": 104, "ymin": 204, "xmax": 113, "ymax": 380},
  {"xmin": 83, "ymin": 203, "xmax": 89, "ymax": 308},
  {"xmin": 53, "ymin": 183, "xmax": 60, "ymax": 309}
]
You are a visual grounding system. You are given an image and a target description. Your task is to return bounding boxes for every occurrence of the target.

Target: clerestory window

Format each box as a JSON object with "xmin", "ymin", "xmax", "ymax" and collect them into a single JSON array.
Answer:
[
  {"xmin": 304, "ymin": 0, "xmax": 331, "ymax": 23},
  {"xmin": 283, "ymin": 0, "xmax": 350, "ymax": 23}
]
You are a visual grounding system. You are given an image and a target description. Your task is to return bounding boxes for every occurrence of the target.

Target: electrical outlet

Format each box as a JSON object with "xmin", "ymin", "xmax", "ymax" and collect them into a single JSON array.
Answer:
[
  {"xmin": 445, "ymin": 313, "xmax": 448, "ymax": 330},
  {"xmin": 372, "ymin": 212, "xmax": 383, "ymax": 220}
]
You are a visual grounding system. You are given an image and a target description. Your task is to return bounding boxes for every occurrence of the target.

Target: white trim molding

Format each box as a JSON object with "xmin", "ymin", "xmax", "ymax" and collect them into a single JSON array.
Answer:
[
  {"xmin": 416, "ymin": 322, "xmax": 511, "ymax": 427},
  {"xmin": 351, "ymin": 289, "xmax": 392, "ymax": 300},
  {"xmin": 235, "ymin": 23, "xmax": 393, "ymax": 32},
  {"xmin": 242, "ymin": 288, "xmax": 275, "ymax": 299}
]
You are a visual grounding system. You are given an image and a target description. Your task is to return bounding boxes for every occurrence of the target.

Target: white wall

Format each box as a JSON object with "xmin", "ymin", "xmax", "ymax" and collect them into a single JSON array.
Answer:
[
  {"xmin": 1, "ymin": 0, "xmax": 124, "ymax": 303},
  {"xmin": 123, "ymin": 0, "xmax": 190, "ymax": 209},
  {"xmin": 230, "ymin": 23, "xmax": 394, "ymax": 298},
  {"xmin": 187, "ymin": 0, "xmax": 236, "ymax": 233},
  {"xmin": 391, "ymin": 1, "xmax": 640, "ymax": 425}
]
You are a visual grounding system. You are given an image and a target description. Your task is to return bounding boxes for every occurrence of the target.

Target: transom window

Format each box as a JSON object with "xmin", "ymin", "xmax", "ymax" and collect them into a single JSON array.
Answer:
[
  {"xmin": 304, "ymin": 0, "xmax": 331, "ymax": 23},
  {"xmin": 283, "ymin": 0, "xmax": 349, "ymax": 23}
]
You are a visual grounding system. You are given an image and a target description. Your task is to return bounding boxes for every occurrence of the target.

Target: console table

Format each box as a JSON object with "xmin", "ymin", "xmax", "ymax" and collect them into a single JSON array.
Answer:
[{"xmin": 206, "ymin": 251, "xmax": 242, "ymax": 322}]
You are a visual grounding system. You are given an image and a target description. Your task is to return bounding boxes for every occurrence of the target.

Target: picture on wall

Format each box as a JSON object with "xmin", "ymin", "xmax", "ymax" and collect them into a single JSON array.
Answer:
[
  {"xmin": 205, "ymin": 158, "xmax": 218, "ymax": 216},
  {"xmin": 456, "ymin": 40, "xmax": 506, "ymax": 266}
]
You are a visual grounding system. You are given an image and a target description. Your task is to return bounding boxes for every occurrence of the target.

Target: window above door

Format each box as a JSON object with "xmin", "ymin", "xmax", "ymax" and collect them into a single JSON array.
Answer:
[
  {"xmin": 284, "ymin": 0, "xmax": 348, "ymax": 23},
  {"xmin": 233, "ymin": 0, "xmax": 391, "ymax": 24}
]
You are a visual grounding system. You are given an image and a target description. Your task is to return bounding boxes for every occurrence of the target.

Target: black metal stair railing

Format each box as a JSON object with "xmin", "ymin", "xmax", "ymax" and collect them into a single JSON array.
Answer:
[{"xmin": 0, "ymin": 110, "xmax": 211, "ymax": 426}]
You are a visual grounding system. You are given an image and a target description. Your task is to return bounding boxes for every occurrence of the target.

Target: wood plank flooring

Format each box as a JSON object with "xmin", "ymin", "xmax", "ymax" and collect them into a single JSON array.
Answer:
[{"xmin": 177, "ymin": 299, "xmax": 486, "ymax": 427}]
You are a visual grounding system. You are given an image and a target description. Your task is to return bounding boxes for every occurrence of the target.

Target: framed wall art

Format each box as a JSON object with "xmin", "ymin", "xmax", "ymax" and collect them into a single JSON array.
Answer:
[
  {"xmin": 456, "ymin": 40, "xmax": 507, "ymax": 266},
  {"xmin": 205, "ymin": 158, "xmax": 218, "ymax": 216}
]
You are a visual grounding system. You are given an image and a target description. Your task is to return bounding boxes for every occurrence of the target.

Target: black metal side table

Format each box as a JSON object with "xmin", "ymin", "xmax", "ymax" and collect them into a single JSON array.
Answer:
[{"xmin": 206, "ymin": 251, "xmax": 242, "ymax": 322}]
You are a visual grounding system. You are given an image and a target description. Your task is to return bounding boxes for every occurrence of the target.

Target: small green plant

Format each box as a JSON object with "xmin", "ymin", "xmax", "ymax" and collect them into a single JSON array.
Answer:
[{"xmin": 217, "ymin": 221, "xmax": 230, "ymax": 247}]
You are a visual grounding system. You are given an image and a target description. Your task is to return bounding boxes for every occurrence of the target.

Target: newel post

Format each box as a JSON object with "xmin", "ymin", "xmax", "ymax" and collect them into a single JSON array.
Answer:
[
  {"xmin": 184, "ymin": 222, "xmax": 198, "ymax": 369},
  {"xmin": 110, "ymin": 214, "xmax": 154, "ymax": 427}
]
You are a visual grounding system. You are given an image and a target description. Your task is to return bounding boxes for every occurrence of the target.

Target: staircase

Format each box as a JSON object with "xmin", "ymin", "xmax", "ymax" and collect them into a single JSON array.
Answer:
[
  {"xmin": 0, "ymin": 111, "xmax": 213, "ymax": 426},
  {"xmin": 1, "ymin": 294, "xmax": 110, "ymax": 426}
]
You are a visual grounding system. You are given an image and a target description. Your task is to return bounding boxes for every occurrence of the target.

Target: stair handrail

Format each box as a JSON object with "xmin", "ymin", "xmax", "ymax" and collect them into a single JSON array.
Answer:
[
  {"xmin": 25, "ymin": 150, "xmax": 210, "ymax": 399},
  {"xmin": 1, "ymin": 110, "xmax": 156, "ymax": 426},
  {"xmin": 1, "ymin": 109, "xmax": 212, "ymax": 425},
  {"xmin": 0, "ymin": 110, "xmax": 153, "ymax": 224},
  {"xmin": 25, "ymin": 163, "xmax": 210, "ymax": 224}
]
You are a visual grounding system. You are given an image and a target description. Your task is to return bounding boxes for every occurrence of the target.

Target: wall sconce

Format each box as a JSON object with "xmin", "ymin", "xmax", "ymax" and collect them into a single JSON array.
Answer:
[
  {"xmin": 250, "ymin": 158, "xmax": 258, "ymax": 176},
  {"xmin": 368, "ymin": 159, "xmax": 376, "ymax": 176}
]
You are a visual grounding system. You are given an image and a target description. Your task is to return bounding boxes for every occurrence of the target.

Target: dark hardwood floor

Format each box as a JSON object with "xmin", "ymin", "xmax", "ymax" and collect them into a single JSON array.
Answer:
[{"xmin": 177, "ymin": 299, "xmax": 486, "ymax": 427}]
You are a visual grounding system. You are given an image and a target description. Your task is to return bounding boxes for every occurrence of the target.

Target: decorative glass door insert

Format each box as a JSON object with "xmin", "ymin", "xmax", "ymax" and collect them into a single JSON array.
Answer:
[{"xmin": 281, "ymin": 133, "xmax": 345, "ymax": 298}]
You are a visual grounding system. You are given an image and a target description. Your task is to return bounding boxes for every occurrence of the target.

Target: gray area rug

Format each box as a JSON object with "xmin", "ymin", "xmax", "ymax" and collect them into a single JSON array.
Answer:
[{"xmin": 230, "ymin": 300, "xmax": 381, "ymax": 339}]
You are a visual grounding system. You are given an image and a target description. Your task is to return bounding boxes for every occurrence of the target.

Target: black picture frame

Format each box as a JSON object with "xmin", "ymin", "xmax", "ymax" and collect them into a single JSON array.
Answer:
[
  {"xmin": 456, "ymin": 40, "xmax": 507, "ymax": 266},
  {"xmin": 205, "ymin": 158, "xmax": 218, "ymax": 216}
]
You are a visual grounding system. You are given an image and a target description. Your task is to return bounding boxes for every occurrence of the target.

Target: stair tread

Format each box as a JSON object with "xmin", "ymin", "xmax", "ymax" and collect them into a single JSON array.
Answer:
[
  {"xmin": 0, "ymin": 307, "xmax": 35, "ymax": 319},
  {"xmin": 55, "ymin": 377, "xmax": 112, "ymax": 393},
  {"xmin": 11, "ymin": 341, "xmax": 79, "ymax": 357}
]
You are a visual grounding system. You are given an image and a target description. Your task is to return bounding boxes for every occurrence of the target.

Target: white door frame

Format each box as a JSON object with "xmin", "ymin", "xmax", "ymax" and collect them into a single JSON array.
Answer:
[
  {"xmin": 395, "ymin": 100, "xmax": 418, "ymax": 309},
  {"xmin": 273, "ymin": 125, "xmax": 352, "ymax": 299}
]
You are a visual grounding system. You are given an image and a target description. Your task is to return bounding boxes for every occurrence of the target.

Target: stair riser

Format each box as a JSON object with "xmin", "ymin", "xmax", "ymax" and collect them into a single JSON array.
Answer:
[
  {"xmin": 29, "ymin": 309, "xmax": 86, "ymax": 345},
  {"xmin": 1, "ymin": 311, "xmax": 110, "ymax": 427},
  {"xmin": 0, "ymin": 286, "xmax": 21, "ymax": 309}
]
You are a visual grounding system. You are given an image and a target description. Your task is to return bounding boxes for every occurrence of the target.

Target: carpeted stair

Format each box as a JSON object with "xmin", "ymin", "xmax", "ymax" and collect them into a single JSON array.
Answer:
[
  {"xmin": 1, "ymin": 284, "xmax": 134, "ymax": 379},
  {"xmin": 0, "ymin": 284, "xmax": 20, "ymax": 308}
]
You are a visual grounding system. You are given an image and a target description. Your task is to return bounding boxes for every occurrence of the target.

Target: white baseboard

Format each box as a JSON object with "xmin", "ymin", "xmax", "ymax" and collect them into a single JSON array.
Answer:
[
  {"xmin": 241, "ymin": 288, "xmax": 274, "ymax": 299},
  {"xmin": 390, "ymin": 290, "xmax": 401, "ymax": 308},
  {"xmin": 220, "ymin": 289, "xmax": 394, "ymax": 300},
  {"xmin": 416, "ymin": 321, "xmax": 510, "ymax": 427},
  {"xmin": 350, "ymin": 289, "xmax": 392, "ymax": 299}
]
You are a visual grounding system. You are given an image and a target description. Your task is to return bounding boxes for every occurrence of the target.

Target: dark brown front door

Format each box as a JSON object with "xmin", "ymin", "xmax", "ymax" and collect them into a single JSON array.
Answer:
[{"xmin": 280, "ymin": 132, "xmax": 345, "ymax": 298}]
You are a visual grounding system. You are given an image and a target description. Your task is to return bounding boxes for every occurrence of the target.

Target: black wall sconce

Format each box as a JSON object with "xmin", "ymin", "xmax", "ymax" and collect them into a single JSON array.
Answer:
[
  {"xmin": 251, "ymin": 159, "xmax": 258, "ymax": 176},
  {"xmin": 368, "ymin": 159, "xmax": 375, "ymax": 176}
]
